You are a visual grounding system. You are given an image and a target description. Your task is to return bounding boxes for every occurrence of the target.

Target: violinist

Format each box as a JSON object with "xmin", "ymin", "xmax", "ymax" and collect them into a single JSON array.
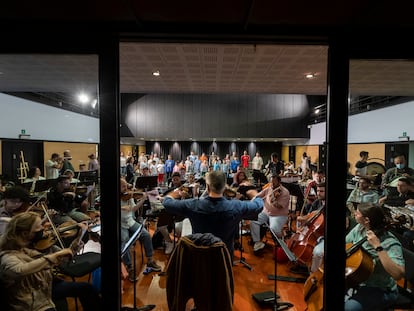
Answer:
[
  {"xmin": 231, "ymin": 169, "xmax": 257, "ymax": 198},
  {"xmin": 0, "ymin": 186, "xmax": 31, "ymax": 234},
  {"xmin": 47, "ymin": 175, "xmax": 91, "ymax": 225},
  {"xmin": 120, "ymin": 178, "xmax": 161, "ymax": 282},
  {"xmin": 250, "ymin": 174, "xmax": 290, "ymax": 252},
  {"xmin": 0, "ymin": 212, "xmax": 101, "ymax": 311},
  {"xmin": 345, "ymin": 203, "xmax": 405, "ymax": 311},
  {"xmin": 156, "ymin": 172, "xmax": 188, "ymax": 255}
]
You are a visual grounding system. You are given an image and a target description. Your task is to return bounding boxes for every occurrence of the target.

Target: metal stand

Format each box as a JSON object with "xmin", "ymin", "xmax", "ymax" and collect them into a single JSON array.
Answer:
[
  {"xmin": 233, "ymin": 220, "xmax": 252, "ymax": 271},
  {"xmin": 254, "ymin": 225, "xmax": 294, "ymax": 310},
  {"xmin": 121, "ymin": 221, "xmax": 155, "ymax": 311}
]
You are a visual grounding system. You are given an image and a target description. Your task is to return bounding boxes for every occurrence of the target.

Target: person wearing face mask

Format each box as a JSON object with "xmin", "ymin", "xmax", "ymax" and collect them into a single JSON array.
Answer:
[
  {"xmin": 0, "ymin": 186, "xmax": 31, "ymax": 234},
  {"xmin": 0, "ymin": 212, "xmax": 101, "ymax": 311},
  {"xmin": 381, "ymin": 154, "xmax": 414, "ymax": 196}
]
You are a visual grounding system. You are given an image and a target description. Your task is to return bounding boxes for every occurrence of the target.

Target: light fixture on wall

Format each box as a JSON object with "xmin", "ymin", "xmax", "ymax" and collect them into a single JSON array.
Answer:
[
  {"xmin": 152, "ymin": 70, "xmax": 160, "ymax": 76},
  {"xmin": 305, "ymin": 73, "xmax": 316, "ymax": 79}
]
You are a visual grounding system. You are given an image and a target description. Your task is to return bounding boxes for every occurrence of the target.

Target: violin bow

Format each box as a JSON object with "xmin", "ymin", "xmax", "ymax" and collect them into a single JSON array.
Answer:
[{"xmin": 37, "ymin": 201, "xmax": 66, "ymax": 249}]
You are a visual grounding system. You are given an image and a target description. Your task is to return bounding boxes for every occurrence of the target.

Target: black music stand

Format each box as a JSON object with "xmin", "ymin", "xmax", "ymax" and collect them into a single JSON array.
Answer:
[
  {"xmin": 253, "ymin": 224, "xmax": 294, "ymax": 310},
  {"xmin": 33, "ymin": 179, "xmax": 56, "ymax": 193},
  {"xmin": 135, "ymin": 176, "xmax": 158, "ymax": 190},
  {"xmin": 121, "ymin": 220, "xmax": 155, "ymax": 311},
  {"xmin": 233, "ymin": 219, "xmax": 252, "ymax": 271},
  {"xmin": 281, "ymin": 182, "xmax": 304, "ymax": 211},
  {"xmin": 74, "ymin": 170, "xmax": 98, "ymax": 183}
]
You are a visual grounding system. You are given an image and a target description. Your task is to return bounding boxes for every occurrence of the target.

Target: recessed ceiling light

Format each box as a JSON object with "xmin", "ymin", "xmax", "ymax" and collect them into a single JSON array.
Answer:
[
  {"xmin": 152, "ymin": 70, "xmax": 160, "ymax": 76},
  {"xmin": 78, "ymin": 93, "xmax": 89, "ymax": 104}
]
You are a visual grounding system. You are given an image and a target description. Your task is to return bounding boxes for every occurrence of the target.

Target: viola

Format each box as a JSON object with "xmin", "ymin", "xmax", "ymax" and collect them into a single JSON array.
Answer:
[{"xmin": 286, "ymin": 207, "xmax": 325, "ymax": 266}]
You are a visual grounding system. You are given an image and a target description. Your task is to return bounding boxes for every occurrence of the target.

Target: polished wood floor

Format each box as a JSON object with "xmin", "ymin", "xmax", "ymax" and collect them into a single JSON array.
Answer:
[
  {"xmin": 66, "ymin": 220, "xmax": 412, "ymax": 311},
  {"xmin": 120, "ymin": 221, "xmax": 307, "ymax": 311}
]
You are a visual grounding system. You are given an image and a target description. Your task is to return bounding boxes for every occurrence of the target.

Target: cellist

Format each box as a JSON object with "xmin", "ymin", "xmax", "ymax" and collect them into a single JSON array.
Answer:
[
  {"xmin": 297, "ymin": 182, "xmax": 325, "ymax": 272},
  {"xmin": 345, "ymin": 203, "xmax": 405, "ymax": 310}
]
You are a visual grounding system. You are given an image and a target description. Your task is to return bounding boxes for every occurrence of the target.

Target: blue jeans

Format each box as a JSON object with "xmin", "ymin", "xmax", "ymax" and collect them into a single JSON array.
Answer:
[
  {"xmin": 121, "ymin": 222, "xmax": 153, "ymax": 268},
  {"xmin": 344, "ymin": 286, "xmax": 398, "ymax": 311}
]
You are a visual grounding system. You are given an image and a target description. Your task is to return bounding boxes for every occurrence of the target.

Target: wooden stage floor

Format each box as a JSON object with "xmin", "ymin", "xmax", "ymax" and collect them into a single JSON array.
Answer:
[{"xmin": 120, "ymin": 222, "xmax": 308, "ymax": 311}]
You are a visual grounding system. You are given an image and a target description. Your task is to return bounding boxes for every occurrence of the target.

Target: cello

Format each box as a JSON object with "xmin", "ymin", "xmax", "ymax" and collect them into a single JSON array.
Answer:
[
  {"xmin": 304, "ymin": 266, "xmax": 324, "ymax": 311},
  {"xmin": 286, "ymin": 206, "xmax": 325, "ymax": 266}
]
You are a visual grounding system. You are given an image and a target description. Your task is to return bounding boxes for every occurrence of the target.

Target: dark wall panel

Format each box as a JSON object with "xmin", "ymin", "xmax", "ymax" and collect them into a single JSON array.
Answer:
[{"xmin": 123, "ymin": 93, "xmax": 310, "ymax": 140}]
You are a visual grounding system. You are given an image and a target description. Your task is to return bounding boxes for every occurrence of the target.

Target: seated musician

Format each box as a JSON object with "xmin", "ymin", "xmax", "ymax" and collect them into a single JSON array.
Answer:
[
  {"xmin": 119, "ymin": 178, "xmax": 161, "ymax": 282},
  {"xmin": 0, "ymin": 186, "xmax": 31, "ymax": 234},
  {"xmin": 297, "ymin": 182, "xmax": 326, "ymax": 273},
  {"xmin": 250, "ymin": 174, "xmax": 290, "ymax": 252},
  {"xmin": 24, "ymin": 166, "xmax": 46, "ymax": 183},
  {"xmin": 63, "ymin": 169, "xmax": 80, "ymax": 184},
  {"xmin": 47, "ymin": 175, "xmax": 91, "ymax": 225},
  {"xmin": 156, "ymin": 172, "xmax": 188, "ymax": 255},
  {"xmin": 0, "ymin": 212, "xmax": 102, "ymax": 311},
  {"xmin": 379, "ymin": 177, "xmax": 414, "ymax": 207},
  {"xmin": 345, "ymin": 202, "xmax": 405, "ymax": 311},
  {"xmin": 381, "ymin": 154, "xmax": 414, "ymax": 196},
  {"xmin": 346, "ymin": 177, "xmax": 380, "ymax": 212},
  {"xmin": 183, "ymin": 173, "xmax": 200, "ymax": 198},
  {"xmin": 380, "ymin": 177, "xmax": 414, "ymax": 250},
  {"xmin": 231, "ymin": 169, "xmax": 256, "ymax": 198}
]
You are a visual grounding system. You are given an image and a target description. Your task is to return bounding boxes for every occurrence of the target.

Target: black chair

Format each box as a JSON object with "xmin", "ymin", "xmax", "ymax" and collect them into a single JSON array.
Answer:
[
  {"xmin": 386, "ymin": 247, "xmax": 414, "ymax": 310},
  {"xmin": 58, "ymin": 252, "xmax": 101, "ymax": 311}
]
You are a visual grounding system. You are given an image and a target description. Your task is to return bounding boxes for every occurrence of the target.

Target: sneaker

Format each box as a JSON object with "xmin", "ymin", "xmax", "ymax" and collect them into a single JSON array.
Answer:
[
  {"xmin": 147, "ymin": 261, "xmax": 162, "ymax": 272},
  {"xmin": 253, "ymin": 241, "xmax": 265, "ymax": 252},
  {"xmin": 165, "ymin": 241, "xmax": 174, "ymax": 255},
  {"xmin": 128, "ymin": 269, "xmax": 139, "ymax": 282}
]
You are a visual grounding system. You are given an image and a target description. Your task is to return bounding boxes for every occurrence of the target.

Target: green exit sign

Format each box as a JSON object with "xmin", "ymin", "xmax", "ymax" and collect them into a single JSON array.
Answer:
[
  {"xmin": 403, "ymin": 132, "xmax": 407, "ymax": 137},
  {"xmin": 21, "ymin": 129, "xmax": 26, "ymax": 134}
]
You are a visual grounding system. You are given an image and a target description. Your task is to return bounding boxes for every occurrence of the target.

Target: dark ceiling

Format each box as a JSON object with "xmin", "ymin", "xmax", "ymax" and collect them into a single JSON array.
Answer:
[{"xmin": 2, "ymin": 1, "xmax": 414, "ymax": 34}]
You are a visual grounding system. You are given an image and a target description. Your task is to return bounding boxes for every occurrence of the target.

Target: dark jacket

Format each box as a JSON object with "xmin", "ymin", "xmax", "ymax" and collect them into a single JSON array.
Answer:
[{"xmin": 166, "ymin": 233, "xmax": 234, "ymax": 311}]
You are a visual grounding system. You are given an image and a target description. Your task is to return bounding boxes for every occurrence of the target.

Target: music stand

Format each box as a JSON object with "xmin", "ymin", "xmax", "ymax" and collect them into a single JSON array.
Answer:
[
  {"xmin": 33, "ymin": 179, "xmax": 56, "ymax": 193},
  {"xmin": 121, "ymin": 220, "xmax": 155, "ymax": 311},
  {"xmin": 135, "ymin": 176, "xmax": 158, "ymax": 190},
  {"xmin": 75, "ymin": 170, "xmax": 98, "ymax": 183},
  {"xmin": 233, "ymin": 219, "xmax": 252, "ymax": 271},
  {"xmin": 254, "ymin": 224, "xmax": 294, "ymax": 310}
]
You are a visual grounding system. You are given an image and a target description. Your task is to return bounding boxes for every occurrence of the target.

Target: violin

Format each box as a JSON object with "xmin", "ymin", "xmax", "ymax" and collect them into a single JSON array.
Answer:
[
  {"xmin": 34, "ymin": 220, "xmax": 79, "ymax": 251},
  {"xmin": 121, "ymin": 190, "xmax": 145, "ymax": 201},
  {"xmin": 224, "ymin": 187, "xmax": 238, "ymax": 198},
  {"xmin": 34, "ymin": 219, "xmax": 99, "ymax": 251}
]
